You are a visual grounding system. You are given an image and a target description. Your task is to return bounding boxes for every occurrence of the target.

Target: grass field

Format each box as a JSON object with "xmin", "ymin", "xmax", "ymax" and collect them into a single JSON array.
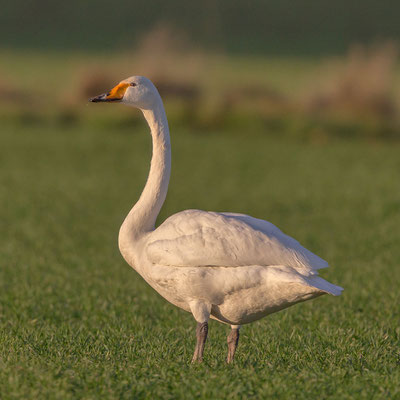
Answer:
[{"xmin": 0, "ymin": 118, "xmax": 399, "ymax": 399}]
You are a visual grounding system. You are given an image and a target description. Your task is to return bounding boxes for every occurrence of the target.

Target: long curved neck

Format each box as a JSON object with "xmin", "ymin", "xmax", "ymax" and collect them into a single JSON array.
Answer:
[{"xmin": 119, "ymin": 98, "xmax": 171, "ymax": 260}]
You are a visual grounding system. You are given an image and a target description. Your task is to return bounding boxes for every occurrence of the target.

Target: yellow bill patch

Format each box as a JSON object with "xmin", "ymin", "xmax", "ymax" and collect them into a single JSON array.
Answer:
[{"xmin": 106, "ymin": 82, "xmax": 129, "ymax": 100}]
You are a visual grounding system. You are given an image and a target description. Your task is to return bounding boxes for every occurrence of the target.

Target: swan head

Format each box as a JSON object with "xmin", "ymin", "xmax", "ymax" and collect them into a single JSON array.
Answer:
[{"xmin": 89, "ymin": 76, "xmax": 160, "ymax": 109}]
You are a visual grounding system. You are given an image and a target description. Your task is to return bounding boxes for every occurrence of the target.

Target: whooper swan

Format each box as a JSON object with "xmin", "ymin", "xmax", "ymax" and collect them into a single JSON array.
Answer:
[{"xmin": 90, "ymin": 76, "xmax": 343, "ymax": 363}]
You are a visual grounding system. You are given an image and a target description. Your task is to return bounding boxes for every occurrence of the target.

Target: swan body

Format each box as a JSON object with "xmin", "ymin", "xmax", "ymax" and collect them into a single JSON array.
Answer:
[
  {"xmin": 138, "ymin": 209, "xmax": 341, "ymax": 326},
  {"xmin": 90, "ymin": 76, "xmax": 343, "ymax": 362}
]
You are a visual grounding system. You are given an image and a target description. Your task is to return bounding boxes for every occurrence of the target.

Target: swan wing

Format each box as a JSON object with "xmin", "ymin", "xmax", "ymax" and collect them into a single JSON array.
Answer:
[{"xmin": 146, "ymin": 210, "xmax": 329, "ymax": 276}]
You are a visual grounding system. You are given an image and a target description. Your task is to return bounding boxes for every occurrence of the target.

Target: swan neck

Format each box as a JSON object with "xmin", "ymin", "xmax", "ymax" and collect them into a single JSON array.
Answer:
[{"xmin": 119, "ymin": 98, "xmax": 171, "ymax": 257}]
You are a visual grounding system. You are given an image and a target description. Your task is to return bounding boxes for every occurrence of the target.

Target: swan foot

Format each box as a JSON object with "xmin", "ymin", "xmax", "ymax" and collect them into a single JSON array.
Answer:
[
  {"xmin": 226, "ymin": 326, "xmax": 240, "ymax": 363},
  {"xmin": 191, "ymin": 322, "xmax": 208, "ymax": 363}
]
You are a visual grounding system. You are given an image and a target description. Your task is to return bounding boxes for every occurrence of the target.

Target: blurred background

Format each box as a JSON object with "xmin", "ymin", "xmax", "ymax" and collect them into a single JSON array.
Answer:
[
  {"xmin": 1, "ymin": 2, "xmax": 400, "ymax": 397},
  {"xmin": 1, "ymin": 0, "xmax": 400, "ymax": 138}
]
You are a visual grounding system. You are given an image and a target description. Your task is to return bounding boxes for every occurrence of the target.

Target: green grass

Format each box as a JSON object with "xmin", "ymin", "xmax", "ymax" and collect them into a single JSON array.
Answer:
[{"xmin": 1, "ymin": 121, "xmax": 399, "ymax": 399}]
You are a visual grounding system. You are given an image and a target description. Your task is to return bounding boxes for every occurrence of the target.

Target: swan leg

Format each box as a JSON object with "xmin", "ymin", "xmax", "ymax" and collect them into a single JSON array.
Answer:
[
  {"xmin": 192, "ymin": 321, "xmax": 208, "ymax": 363},
  {"xmin": 227, "ymin": 325, "xmax": 240, "ymax": 363},
  {"xmin": 189, "ymin": 300, "xmax": 211, "ymax": 363}
]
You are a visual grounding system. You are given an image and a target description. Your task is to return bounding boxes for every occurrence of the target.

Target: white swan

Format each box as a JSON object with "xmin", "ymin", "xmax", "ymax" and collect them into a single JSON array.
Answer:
[{"xmin": 90, "ymin": 76, "xmax": 343, "ymax": 363}]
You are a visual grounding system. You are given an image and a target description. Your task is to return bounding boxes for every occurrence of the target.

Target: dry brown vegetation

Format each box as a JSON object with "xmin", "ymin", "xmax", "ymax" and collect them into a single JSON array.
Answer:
[
  {"xmin": 76, "ymin": 39, "xmax": 400, "ymax": 138},
  {"xmin": 2, "ymin": 30, "xmax": 399, "ymax": 139},
  {"xmin": 306, "ymin": 42, "xmax": 398, "ymax": 119},
  {"xmin": 0, "ymin": 78, "xmax": 32, "ymax": 105}
]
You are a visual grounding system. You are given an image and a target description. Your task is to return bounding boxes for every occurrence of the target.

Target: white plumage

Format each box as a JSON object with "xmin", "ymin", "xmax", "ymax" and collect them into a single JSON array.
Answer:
[
  {"xmin": 148, "ymin": 210, "xmax": 329, "ymax": 273},
  {"xmin": 90, "ymin": 76, "xmax": 343, "ymax": 362}
]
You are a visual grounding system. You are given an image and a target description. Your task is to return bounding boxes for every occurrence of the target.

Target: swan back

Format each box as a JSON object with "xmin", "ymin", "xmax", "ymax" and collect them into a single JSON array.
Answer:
[{"xmin": 146, "ymin": 210, "xmax": 329, "ymax": 276}]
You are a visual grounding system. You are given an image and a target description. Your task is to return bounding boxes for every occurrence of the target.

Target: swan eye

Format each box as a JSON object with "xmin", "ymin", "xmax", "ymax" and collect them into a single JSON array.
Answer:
[{"xmin": 130, "ymin": 83, "xmax": 137, "ymax": 87}]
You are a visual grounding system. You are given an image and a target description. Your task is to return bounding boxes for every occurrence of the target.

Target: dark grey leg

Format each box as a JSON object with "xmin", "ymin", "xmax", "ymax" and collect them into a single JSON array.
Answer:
[
  {"xmin": 192, "ymin": 322, "xmax": 208, "ymax": 363},
  {"xmin": 227, "ymin": 327, "xmax": 240, "ymax": 363}
]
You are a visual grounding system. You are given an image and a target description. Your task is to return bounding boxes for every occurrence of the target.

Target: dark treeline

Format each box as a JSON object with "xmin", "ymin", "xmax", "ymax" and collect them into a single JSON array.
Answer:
[{"xmin": 1, "ymin": 0, "xmax": 400, "ymax": 55}]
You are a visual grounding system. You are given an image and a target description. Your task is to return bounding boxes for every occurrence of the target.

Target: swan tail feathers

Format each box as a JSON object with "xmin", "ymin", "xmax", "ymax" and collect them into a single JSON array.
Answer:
[{"xmin": 306, "ymin": 275, "xmax": 343, "ymax": 296}]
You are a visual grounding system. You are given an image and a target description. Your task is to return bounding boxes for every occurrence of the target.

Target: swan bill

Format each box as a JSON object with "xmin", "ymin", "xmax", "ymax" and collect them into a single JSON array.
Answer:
[
  {"xmin": 89, "ymin": 82, "xmax": 130, "ymax": 102},
  {"xmin": 89, "ymin": 93, "xmax": 122, "ymax": 102}
]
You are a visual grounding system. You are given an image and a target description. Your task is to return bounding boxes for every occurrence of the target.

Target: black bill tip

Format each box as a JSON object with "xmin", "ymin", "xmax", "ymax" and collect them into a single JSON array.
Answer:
[
  {"xmin": 89, "ymin": 94, "xmax": 107, "ymax": 102},
  {"xmin": 89, "ymin": 93, "xmax": 122, "ymax": 102}
]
